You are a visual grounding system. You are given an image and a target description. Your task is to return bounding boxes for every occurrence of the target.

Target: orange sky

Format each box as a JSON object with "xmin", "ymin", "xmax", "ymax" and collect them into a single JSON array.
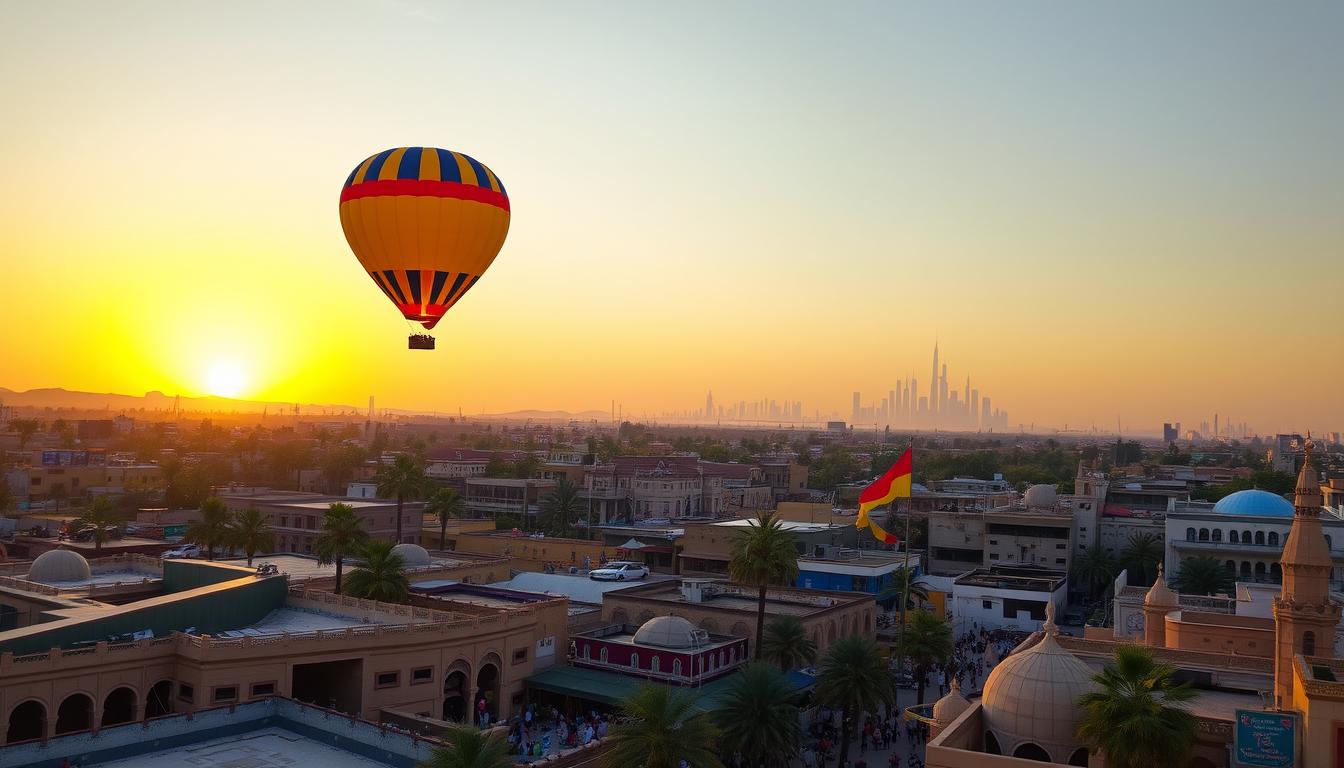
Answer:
[{"xmin": 1, "ymin": 3, "xmax": 1341, "ymax": 434}]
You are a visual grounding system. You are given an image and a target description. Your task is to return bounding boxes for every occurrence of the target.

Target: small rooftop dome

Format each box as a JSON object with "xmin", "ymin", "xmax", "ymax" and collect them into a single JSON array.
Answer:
[
  {"xmin": 28, "ymin": 549, "xmax": 92, "ymax": 583},
  {"xmin": 390, "ymin": 543, "xmax": 432, "ymax": 567},
  {"xmin": 1143, "ymin": 564, "xmax": 1178, "ymax": 609},
  {"xmin": 932, "ymin": 678, "xmax": 972, "ymax": 726},
  {"xmin": 1211, "ymin": 489, "xmax": 1295, "ymax": 519},
  {"xmin": 632, "ymin": 615, "xmax": 699, "ymax": 649},
  {"xmin": 1023, "ymin": 484, "xmax": 1058, "ymax": 509}
]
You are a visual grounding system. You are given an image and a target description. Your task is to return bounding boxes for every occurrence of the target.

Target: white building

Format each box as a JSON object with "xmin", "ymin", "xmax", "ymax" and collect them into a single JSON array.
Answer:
[{"xmin": 949, "ymin": 566, "xmax": 1067, "ymax": 633}]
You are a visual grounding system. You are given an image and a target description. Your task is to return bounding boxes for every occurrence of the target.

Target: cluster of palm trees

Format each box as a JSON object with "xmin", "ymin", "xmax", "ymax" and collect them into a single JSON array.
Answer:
[
  {"xmin": 315, "ymin": 502, "xmax": 411, "ymax": 601},
  {"xmin": 180, "ymin": 497, "xmax": 274, "ymax": 564},
  {"xmin": 1072, "ymin": 532, "xmax": 1166, "ymax": 600}
]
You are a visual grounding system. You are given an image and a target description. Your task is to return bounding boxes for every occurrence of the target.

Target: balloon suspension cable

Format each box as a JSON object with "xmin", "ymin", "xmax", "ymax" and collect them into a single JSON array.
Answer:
[{"xmin": 405, "ymin": 318, "xmax": 435, "ymax": 350}]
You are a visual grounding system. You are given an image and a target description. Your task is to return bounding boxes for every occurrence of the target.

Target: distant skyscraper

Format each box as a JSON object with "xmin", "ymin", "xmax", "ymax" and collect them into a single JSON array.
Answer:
[
  {"xmin": 930, "ymin": 343, "xmax": 940, "ymax": 417},
  {"xmin": 705, "ymin": 390, "xmax": 714, "ymax": 420},
  {"xmin": 852, "ymin": 391, "xmax": 861, "ymax": 422},
  {"xmin": 970, "ymin": 389, "xmax": 979, "ymax": 428},
  {"xmin": 982, "ymin": 396, "xmax": 992, "ymax": 429}
]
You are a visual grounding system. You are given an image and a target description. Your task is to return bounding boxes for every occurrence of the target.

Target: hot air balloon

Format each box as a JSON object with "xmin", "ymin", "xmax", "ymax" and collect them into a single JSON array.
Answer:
[{"xmin": 339, "ymin": 147, "xmax": 510, "ymax": 349}]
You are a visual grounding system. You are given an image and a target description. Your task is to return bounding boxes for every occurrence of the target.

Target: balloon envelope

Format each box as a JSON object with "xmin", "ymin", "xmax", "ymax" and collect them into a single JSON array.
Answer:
[{"xmin": 340, "ymin": 147, "xmax": 510, "ymax": 330}]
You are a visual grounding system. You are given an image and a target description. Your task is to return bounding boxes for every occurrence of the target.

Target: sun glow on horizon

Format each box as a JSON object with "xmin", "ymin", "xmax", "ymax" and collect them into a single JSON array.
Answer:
[{"xmin": 204, "ymin": 360, "xmax": 249, "ymax": 399}]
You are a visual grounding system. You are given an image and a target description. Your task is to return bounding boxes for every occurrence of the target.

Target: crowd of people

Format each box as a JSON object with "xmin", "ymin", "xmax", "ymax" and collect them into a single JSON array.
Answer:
[{"xmin": 505, "ymin": 703, "xmax": 608, "ymax": 761}]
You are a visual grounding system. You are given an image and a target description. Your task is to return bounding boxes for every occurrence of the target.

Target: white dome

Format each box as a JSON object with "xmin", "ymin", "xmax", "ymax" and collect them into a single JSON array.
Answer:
[
  {"xmin": 981, "ymin": 609, "xmax": 1095, "ymax": 762},
  {"xmin": 390, "ymin": 543, "xmax": 431, "ymax": 567},
  {"xmin": 632, "ymin": 615, "xmax": 699, "ymax": 649},
  {"xmin": 932, "ymin": 679, "xmax": 972, "ymax": 726},
  {"xmin": 28, "ymin": 549, "xmax": 91, "ymax": 583},
  {"xmin": 1023, "ymin": 484, "xmax": 1058, "ymax": 509}
]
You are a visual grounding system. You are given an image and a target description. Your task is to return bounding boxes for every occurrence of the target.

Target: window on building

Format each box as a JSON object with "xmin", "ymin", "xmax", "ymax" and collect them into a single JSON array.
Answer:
[
  {"xmin": 1303, "ymin": 631, "xmax": 1316, "ymax": 656},
  {"xmin": 673, "ymin": 659, "xmax": 682, "ymax": 677},
  {"xmin": 1199, "ymin": 529, "xmax": 1209, "ymax": 542},
  {"xmin": 1056, "ymin": 543, "xmax": 1066, "ymax": 549},
  {"xmin": 513, "ymin": 648, "xmax": 528, "ymax": 664},
  {"xmin": 1212, "ymin": 529, "xmax": 1222, "ymax": 542},
  {"xmin": 178, "ymin": 683, "xmax": 194, "ymax": 703},
  {"xmin": 251, "ymin": 682, "xmax": 276, "ymax": 697},
  {"xmin": 651, "ymin": 657, "xmax": 660, "ymax": 672},
  {"xmin": 280, "ymin": 516, "xmax": 288, "ymax": 527},
  {"xmin": 1055, "ymin": 558, "xmax": 1066, "ymax": 565},
  {"xmin": 1255, "ymin": 531, "xmax": 1265, "ymax": 546},
  {"xmin": 213, "ymin": 686, "xmax": 237, "ymax": 702},
  {"xmin": 630, "ymin": 653, "xmax": 640, "ymax": 669},
  {"xmin": 1186, "ymin": 527, "xmax": 1196, "ymax": 541},
  {"xmin": 1229, "ymin": 530, "xmax": 1239, "ymax": 543},
  {"xmin": 989, "ymin": 553, "xmax": 1000, "ymax": 560},
  {"xmin": 982, "ymin": 600, "xmax": 993, "ymax": 610},
  {"xmin": 989, "ymin": 539, "xmax": 998, "ymax": 546},
  {"xmin": 1268, "ymin": 531, "xmax": 1279, "ymax": 546},
  {"xmin": 376, "ymin": 672, "xmax": 400, "ymax": 688},
  {"xmin": 600, "ymin": 647, "xmax": 608, "ymax": 663},
  {"xmin": 411, "ymin": 667, "xmax": 433, "ymax": 684}
]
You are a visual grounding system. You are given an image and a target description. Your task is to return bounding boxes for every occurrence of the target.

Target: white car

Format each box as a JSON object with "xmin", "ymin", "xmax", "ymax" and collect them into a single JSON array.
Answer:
[
  {"xmin": 161, "ymin": 544, "xmax": 202, "ymax": 560},
  {"xmin": 589, "ymin": 562, "xmax": 649, "ymax": 581}
]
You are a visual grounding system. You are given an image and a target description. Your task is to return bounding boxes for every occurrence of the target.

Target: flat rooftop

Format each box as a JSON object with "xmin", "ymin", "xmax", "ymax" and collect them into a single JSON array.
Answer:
[
  {"xmin": 953, "ymin": 567, "xmax": 1066, "ymax": 592},
  {"xmin": 489, "ymin": 571, "xmax": 668, "ymax": 605},
  {"xmin": 27, "ymin": 568, "xmax": 162, "ymax": 590},
  {"xmin": 218, "ymin": 553, "xmax": 482, "ymax": 581},
  {"xmin": 91, "ymin": 726, "xmax": 393, "ymax": 767},
  {"xmin": 613, "ymin": 580, "xmax": 863, "ymax": 616},
  {"xmin": 216, "ymin": 607, "xmax": 402, "ymax": 638},
  {"xmin": 712, "ymin": 519, "xmax": 847, "ymax": 533}
]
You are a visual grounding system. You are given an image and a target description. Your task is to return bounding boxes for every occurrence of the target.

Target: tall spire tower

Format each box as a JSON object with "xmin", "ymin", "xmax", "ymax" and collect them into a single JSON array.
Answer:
[
  {"xmin": 1273, "ymin": 436, "xmax": 1339, "ymax": 708},
  {"xmin": 930, "ymin": 341, "xmax": 940, "ymax": 418}
]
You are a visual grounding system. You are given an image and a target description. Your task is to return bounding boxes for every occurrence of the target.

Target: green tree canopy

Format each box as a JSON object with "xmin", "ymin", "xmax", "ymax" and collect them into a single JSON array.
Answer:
[
  {"xmin": 417, "ymin": 724, "xmax": 513, "ymax": 768},
  {"xmin": 1171, "ymin": 556, "xmax": 1234, "ymax": 596},
  {"xmin": 816, "ymin": 634, "xmax": 896, "ymax": 768},
  {"xmin": 228, "ymin": 506, "xmax": 274, "ymax": 567},
  {"xmin": 184, "ymin": 497, "xmax": 232, "ymax": 560},
  {"xmin": 344, "ymin": 539, "xmax": 410, "ymax": 603},
  {"xmin": 896, "ymin": 609, "xmax": 953, "ymax": 704},
  {"xmin": 714, "ymin": 662, "xmax": 803, "ymax": 764},
  {"xmin": 603, "ymin": 684, "xmax": 722, "ymax": 768},
  {"xmin": 376, "ymin": 454, "xmax": 430, "ymax": 543},
  {"xmin": 761, "ymin": 614, "xmax": 817, "ymax": 671},
  {"xmin": 425, "ymin": 486, "xmax": 466, "ymax": 551},
  {"xmin": 728, "ymin": 511, "xmax": 800, "ymax": 659},
  {"xmin": 316, "ymin": 502, "xmax": 369, "ymax": 595}
]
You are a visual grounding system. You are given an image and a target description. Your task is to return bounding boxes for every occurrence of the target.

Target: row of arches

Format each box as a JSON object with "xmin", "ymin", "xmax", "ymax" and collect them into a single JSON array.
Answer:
[
  {"xmin": 1185, "ymin": 527, "xmax": 1285, "ymax": 546},
  {"xmin": 441, "ymin": 656, "xmax": 500, "ymax": 725},
  {"xmin": 6, "ymin": 681, "xmax": 172, "ymax": 745},
  {"xmin": 1220, "ymin": 560, "xmax": 1284, "ymax": 581}
]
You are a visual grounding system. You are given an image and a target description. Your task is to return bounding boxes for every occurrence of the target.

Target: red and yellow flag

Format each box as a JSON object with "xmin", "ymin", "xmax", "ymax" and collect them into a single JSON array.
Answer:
[{"xmin": 856, "ymin": 447, "xmax": 912, "ymax": 545}]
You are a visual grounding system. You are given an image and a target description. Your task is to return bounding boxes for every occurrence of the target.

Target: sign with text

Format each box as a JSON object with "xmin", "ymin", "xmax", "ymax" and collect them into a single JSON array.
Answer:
[{"xmin": 1235, "ymin": 709, "xmax": 1297, "ymax": 767}]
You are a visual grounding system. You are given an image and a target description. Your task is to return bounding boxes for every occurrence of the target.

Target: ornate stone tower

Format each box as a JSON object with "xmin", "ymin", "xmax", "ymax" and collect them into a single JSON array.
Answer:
[
  {"xmin": 1272, "ymin": 437, "xmax": 1339, "ymax": 709},
  {"xmin": 1143, "ymin": 564, "xmax": 1179, "ymax": 648}
]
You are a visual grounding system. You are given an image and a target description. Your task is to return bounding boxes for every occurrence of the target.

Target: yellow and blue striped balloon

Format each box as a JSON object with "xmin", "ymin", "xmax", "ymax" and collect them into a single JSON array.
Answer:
[{"xmin": 339, "ymin": 147, "xmax": 510, "ymax": 330}]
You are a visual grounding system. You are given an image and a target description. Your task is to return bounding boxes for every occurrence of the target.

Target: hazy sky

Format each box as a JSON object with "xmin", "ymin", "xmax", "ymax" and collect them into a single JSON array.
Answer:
[{"xmin": 2, "ymin": 1, "xmax": 1341, "ymax": 433}]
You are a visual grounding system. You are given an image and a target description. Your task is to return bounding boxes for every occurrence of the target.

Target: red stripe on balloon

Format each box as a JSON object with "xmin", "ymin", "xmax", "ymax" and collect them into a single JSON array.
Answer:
[{"xmin": 340, "ymin": 179, "xmax": 510, "ymax": 212}]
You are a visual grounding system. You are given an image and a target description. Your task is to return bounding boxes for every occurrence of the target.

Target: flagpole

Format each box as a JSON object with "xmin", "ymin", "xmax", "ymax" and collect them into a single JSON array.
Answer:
[{"xmin": 898, "ymin": 442, "xmax": 914, "ymax": 653}]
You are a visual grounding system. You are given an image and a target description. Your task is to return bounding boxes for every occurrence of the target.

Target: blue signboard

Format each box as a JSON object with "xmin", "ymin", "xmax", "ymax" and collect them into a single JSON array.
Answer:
[{"xmin": 1235, "ymin": 709, "xmax": 1297, "ymax": 767}]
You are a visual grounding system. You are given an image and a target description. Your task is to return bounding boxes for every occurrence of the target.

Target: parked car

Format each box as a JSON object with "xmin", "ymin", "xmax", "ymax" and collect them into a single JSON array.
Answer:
[
  {"xmin": 73, "ymin": 525, "xmax": 121, "ymax": 542},
  {"xmin": 588, "ymin": 561, "xmax": 649, "ymax": 581},
  {"xmin": 161, "ymin": 544, "xmax": 202, "ymax": 560}
]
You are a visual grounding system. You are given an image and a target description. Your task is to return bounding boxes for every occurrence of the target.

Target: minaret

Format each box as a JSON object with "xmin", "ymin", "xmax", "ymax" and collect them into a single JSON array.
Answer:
[
  {"xmin": 1143, "ymin": 564, "xmax": 1179, "ymax": 647},
  {"xmin": 1272, "ymin": 436, "xmax": 1339, "ymax": 709}
]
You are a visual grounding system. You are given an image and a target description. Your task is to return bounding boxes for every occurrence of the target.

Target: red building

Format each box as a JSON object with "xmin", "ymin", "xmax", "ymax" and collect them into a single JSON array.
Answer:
[{"xmin": 570, "ymin": 616, "xmax": 747, "ymax": 685}]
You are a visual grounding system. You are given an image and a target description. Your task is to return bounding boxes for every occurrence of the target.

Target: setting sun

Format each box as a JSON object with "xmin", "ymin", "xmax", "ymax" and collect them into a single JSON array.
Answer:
[{"xmin": 205, "ymin": 360, "xmax": 248, "ymax": 399}]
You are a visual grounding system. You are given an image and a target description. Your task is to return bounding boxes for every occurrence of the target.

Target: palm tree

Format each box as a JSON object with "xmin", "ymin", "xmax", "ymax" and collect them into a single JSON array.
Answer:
[
  {"xmin": 344, "ymin": 539, "xmax": 410, "ymax": 602},
  {"xmin": 714, "ymin": 662, "xmax": 802, "ymax": 765},
  {"xmin": 761, "ymin": 614, "xmax": 817, "ymax": 671},
  {"xmin": 184, "ymin": 497, "xmax": 232, "ymax": 560},
  {"xmin": 418, "ymin": 723, "xmax": 513, "ymax": 768},
  {"xmin": 887, "ymin": 567, "xmax": 929, "ymax": 611},
  {"xmin": 1076, "ymin": 644, "xmax": 1197, "ymax": 768},
  {"xmin": 1122, "ymin": 532, "xmax": 1164, "ymax": 587},
  {"xmin": 895, "ymin": 609, "xmax": 953, "ymax": 704},
  {"xmin": 1072, "ymin": 543, "xmax": 1119, "ymax": 600},
  {"xmin": 316, "ymin": 503, "xmax": 369, "ymax": 595},
  {"xmin": 816, "ymin": 634, "xmax": 896, "ymax": 768},
  {"xmin": 728, "ymin": 511, "xmax": 800, "ymax": 659},
  {"xmin": 538, "ymin": 477, "xmax": 582, "ymax": 536},
  {"xmin": 376, "ymin": 455, "xmax": 430, "ymax": 543},
  {"xmin": 74, "ymin": 495, "xmax": 122, "ymax": 554},
  {"xmin": 228, "ymin": 506, "xmax": 274, "ymax": 567},
  {"xmin": 1172, "ymin": 556, "xmax": 1234, "ymax": 596},
  {"xmin": 604, "ymin": 683, "xmax": 722, "ymax": 768},
  {"xmin": 424, "ymin": 487, "xmax": 466, "ymax": 551}
]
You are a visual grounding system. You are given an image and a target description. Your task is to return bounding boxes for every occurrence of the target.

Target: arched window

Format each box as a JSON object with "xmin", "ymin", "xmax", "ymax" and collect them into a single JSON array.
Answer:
[
  {"xmin": 1271, "ymin": 562, "xmax": 1283, "ymax": 582},
  {"xmin": 672, "ymin": 660, "xmax": 682, "ymax": 677},
  {"xmin": 599, "ymin": 647, "xmax": 607, "ymax": 663},
  {"xmin": 1255, "ymin": 531, "xmax": 1265, "ymax": 546},
  {"xmin": 630, "ymin": 653, "xmax": 639, "ymax": 669},
  {"xmin": 582, "ymin": 644, "xmax": 590, "ymax": 659},
  {"xmin": 1244, "ymin": 530, "xmax": 1253, "ymax": 544},
  {"xmin": 1224, "ymin": 560, "xmax": 1236, "ymax": 573},
  {"xmin": 1255, "ymin": 562, "xmax": 1267, "ymax": 579},
  {"xmin": 1268, "ymin": 531, "xmax": 1279, "ymax": 546},
  {"xmin": 984, "ymin": 732, "xmax": 1002, "ymax": 755},
  {"xmin": 1068, "ymin": 747, "xmax": 1090, "ymax": 766},
  {"xmin": 1240, "ymin": 562, "xmax": 1252, "ymax": 577},
  {"xmin": 651, "ymin": 656, "xmax": 660, "ymax": 673},
  {"xmin": 1229, "ymin": 530, "xmax": 1239, "ymax": 543},
  {"xmin": 1186, "ymin": 527, "xmax": 1197, "ymax": 541},
  {"xmin": 1303, "ymin": 631, "xmax": 1316, "ymax": 656},
  {"xmin": 1198, "ymin": 529, "xmax": 1209, "ymax": 542},
  {"xmin": 1212, "ymin": 529, "xmax": 1222, "ymax": 542}
]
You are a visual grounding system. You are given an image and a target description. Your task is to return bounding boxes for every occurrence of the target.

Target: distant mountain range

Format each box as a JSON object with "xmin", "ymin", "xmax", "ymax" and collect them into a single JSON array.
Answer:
[{"xmin": 0, "ymin": 387, "xmax": 610, "ymax": 422}]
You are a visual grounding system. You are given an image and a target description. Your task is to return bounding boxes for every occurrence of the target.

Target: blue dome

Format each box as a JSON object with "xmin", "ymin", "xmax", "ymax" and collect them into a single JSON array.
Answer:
[{"xmin": 1211, "ymin": 489, "xmax": 1295, "ymax": 518}]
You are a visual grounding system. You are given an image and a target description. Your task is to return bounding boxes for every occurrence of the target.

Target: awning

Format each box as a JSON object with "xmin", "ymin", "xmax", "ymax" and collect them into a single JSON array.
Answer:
[
  {"xmin": 619, "ymin": 538, "xmax": 647, "ymax": 550},
  {"xmin": 525, "ymin": 666, "xmax": 816, "ymax": 713},
  {"xmin": 620, "ymin": 545, "xmax": 673, "ymax": 554},
  {"xmin": 676, "ymin": 551, "xmax": 729, "ymax": 561}
]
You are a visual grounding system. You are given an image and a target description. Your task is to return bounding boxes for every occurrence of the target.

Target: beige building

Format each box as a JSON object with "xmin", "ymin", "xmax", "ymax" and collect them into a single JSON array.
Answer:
[
  {"xmin": 1, "ymin": 550, "xmax": 564, "ymax": 744},
  {"xmin": 926, "ymin": 485, "xmax": 1073, "ymax": 576},
  {"xmin": 218, "ymin": 488, "xmax": 424, "ymax": 549},
  {"xmin": 601, "ymin": 577, "xmax": 874, "ymax": 657}
]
